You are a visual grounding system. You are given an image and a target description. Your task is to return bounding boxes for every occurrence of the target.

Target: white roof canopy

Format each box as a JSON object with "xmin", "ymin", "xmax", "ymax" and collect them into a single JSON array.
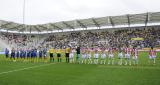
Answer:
[{"xmin": 0, "ymin": 12, "xmax": 160, "ymax": 34}]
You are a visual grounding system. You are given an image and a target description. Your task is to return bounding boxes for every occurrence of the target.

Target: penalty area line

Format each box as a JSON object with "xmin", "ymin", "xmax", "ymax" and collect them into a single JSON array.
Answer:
[{"xmin": 0, "ymin": 63, "xmax": 55, "ymax": 75}]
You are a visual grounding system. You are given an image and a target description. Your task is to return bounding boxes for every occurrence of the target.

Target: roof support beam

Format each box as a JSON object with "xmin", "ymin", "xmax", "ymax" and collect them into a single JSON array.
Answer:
[
  {"xmin": 145, "ymin": 12, "xmax": 149, "ymax": 26},
  {"xmin": 0, "ymin": 22, "xmax": 12, "ymax": 29},
  {"xmin": 92, "ymin": 18, "xmax": 100, "ymax": 28},
  {"xmin": 18, "ymin": 25, "xmax": 27, "ymax": 32},
  {"xmin": 50, "ymin": 24, "xmax": 62, "ymax": 30},
  {"xmin": 109, "ymin": 16, "xmax": 114, "ymax": 27},
  {"xmin": 7, "ymin": 25, "xmax": 22, "ymax": 30},
  {"xmin": 34, "ymin": 26, "xmax": 41, "ymax": 32},
  {"xmin": 127, "ymin": 14, "xmax": 130, "ymax": 27},
  {"xmin": 29, "ymin": 27, "xmax": 32, "ymax": 33},
  {"xmin": 19, "ymin": 27, "xmax": 25, "ymax": 32},
  {"xmin": 62, "ymin": 22, "xmax": 74, "ymax": 29},
  {"xmin": 76, "ymin": 20, "xmax": 87, "ymax": 28},
  {"xmin": 38, "ymin": 25, "xmax": 49, "ymax": 31}
]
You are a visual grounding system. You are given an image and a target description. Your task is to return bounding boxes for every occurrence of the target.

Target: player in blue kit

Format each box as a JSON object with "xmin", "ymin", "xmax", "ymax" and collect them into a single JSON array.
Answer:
[
  {"xmin": 20, "ymin": 48, "xmax": 23, "ymax": 59},
  {"xmin": 32, "ymin": 48, "xmax": 37, "ymax": 62},
  {"xmin": 10, "ymin": 48, "xmax": 16, "ymax": 62},
  {"xmin": 16, "ymin": 48, "xmax": 20, "ymax": 61},
  {"xmin": 43, "ymin": 47, "xmax": 47, "ymax": 60},
  {"xmin": 39, "ymin": 48, "xmax": 43, "ymax": 58},
  {"xmin": 31, "ymin": 48, "xmax": 35, "ymax": 62},
  {"xmin": 41, "ymin": 47, "xmax": 47, "ymax": 62},
  {"xmin": 27, "ymin": 48, "xmax": 31, "ymax": 60},
  {"xmin": 23, "ymin": 49, "xmax": 27, "ymax": 59},
  {"xmin": 5, "ymin": 48, "xmax": 9, "ymax": 59}
]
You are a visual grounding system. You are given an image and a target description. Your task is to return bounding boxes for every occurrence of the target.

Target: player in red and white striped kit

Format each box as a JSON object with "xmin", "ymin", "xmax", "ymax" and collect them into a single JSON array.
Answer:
[
  {"xmin": 94, "ymin": 48, "xmax": 99, "ymax": 64},
  {"xmin": 87, "ymin": 48, "xmax": 92, "ymax": 64},
  {"xmin": 132, "ymin": 46, "xmax": 138, "ymax": 65},
  {"xmin": 100, "ymin": 47, "xmax": 106, "ymax": 64},
  {"xmin": 81, "ymin": 48, "xmax": 87, "ymax": 64},
  {"xmin": 69, "ymin": 48, "xmax": 75, "ymax": 63},
  {"xmin": 108, "ymin": 47, "xmax": 114, "ymax": 65},
  {"xmin": 117, "ymin": 46, "xmax": 123, "ymax": 65},
  {"xmin": 124, "ymin": 45, "xmax": 132, "ymax": 65},
  {"xmin": 148, "ymin": 47, "xmax": 157, "ymax": 64}
]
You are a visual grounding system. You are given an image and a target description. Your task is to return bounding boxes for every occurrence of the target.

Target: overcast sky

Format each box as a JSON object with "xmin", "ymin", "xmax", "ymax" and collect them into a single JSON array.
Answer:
[{"xmin": 0, "ymin": 0, "xmax": 160, "ymax": 25}]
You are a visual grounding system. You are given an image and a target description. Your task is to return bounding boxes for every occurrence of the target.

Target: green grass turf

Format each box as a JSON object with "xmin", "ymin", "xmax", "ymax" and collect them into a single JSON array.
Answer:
[{"xmin": 0, "ymin": 52, "xmax": 160, "ymax": 85}]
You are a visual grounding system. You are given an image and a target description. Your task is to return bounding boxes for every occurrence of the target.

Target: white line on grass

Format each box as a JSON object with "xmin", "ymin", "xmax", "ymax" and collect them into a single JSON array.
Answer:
[
  {"xmin": 0, "ymin": 63, "xmax": 55, "ymax": 75},
  {"xmin": 98, "ymin": 65, "xmax": 160, "ymax": 70}
]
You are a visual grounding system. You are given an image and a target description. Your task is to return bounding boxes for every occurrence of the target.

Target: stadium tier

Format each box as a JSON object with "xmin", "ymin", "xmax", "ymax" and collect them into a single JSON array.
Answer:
[{"xmin": 0, "ymin": 26, "xmax": 160, "ymax": 50}]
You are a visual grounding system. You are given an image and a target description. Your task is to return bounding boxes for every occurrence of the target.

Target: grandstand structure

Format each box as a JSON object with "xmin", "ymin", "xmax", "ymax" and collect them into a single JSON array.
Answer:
[
  {"xmin": 0, "ymin": 12, "xmax": 160, "ymax": 50},
  {"xmin": 0, "ymin": 12, "xmax": 160, "ymax": 34}
]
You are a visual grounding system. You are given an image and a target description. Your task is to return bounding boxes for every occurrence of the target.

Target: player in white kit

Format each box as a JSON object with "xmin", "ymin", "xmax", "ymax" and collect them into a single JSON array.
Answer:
[
  {"xmin": 81, "ymin": 48, "xmax": 87, "ymax": 64},
  {"xmin": 132, "ymin": 46, "xmax": 138, "ymax": 65},
  {"xmin": 94, "ymin": 48, "xmax": 99, "ymax": 64},
  {"xmin": 100, "ymin": 48, "xmax": 106, "ymax": 64},
  {"xmin": 87, "ymin": 48, "xmax": 92, "ymax": 64},
  {"xmin": 124, "ymin": 45, "xmax": 132, "ymax": 65},
  {"xmin": 108, "ymin": 47, "xmax": 114, "ymax": 65},
  {"xmin": 69, "ymin": 48, "xmax": 74, "ymax": 63}
]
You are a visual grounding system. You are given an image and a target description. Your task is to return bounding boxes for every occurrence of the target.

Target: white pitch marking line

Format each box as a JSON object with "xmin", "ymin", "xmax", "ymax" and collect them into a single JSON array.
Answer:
[
  {"xmin": 0, "ymin": 63, "xmax": 54, "ymax": 75},
  {"xmin": 98, "ymin": 65, "xmax": 160, "ymax": 70}
]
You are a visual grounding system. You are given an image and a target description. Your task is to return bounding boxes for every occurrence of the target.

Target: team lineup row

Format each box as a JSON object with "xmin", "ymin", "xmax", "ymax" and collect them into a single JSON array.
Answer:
[{"xmin": 3, "ymin": 46, "xmax": 157, "ymax": 65}]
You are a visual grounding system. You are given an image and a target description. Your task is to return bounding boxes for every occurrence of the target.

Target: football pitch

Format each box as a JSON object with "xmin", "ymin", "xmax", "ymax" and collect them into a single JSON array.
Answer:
[{"xmin": 0, "ymin": 52, "xmax": 160, "ymax": 85}]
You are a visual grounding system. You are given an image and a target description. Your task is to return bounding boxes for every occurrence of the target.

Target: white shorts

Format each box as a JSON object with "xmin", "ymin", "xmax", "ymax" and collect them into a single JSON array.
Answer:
[
  {"xmin": 87, "ymin": 54, "xmax": 92, "ymax": 59},
  {"xmin": 101, "ymin": 54, "xmax": 106, "ymax": 59},
  {"xmin": 108, "ymin": 54, "xmax": 114, "ymax": 59},
  {"xmin": 94, "ymin": 54, "xmax": 99, "ymax": 59},
  {"xmin": 133, "ymin": 56, "xmax": 138, "ymax": 60},
  {"xmin": 149, "ymin": 56, "xmax": 156, "ymax": 59},
  {"xmin": 125, "ymin": 54, "xmax": 130, "ymax": 59},
  {"xmin": 82, "ymin": 54, "xmax": 86, "ymax": 59},
  {"xmin": 69, "ymin": 53, "xmax": 74, "ymax": 59},
  {"xmin": 118, "ymin": 53, "xmax": 123, "ymax": 59}
]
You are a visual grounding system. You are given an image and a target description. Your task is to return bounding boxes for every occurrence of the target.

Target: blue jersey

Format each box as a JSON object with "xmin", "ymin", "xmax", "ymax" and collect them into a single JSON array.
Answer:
[
  {"xmin": 31, "ymin": 49, "xmax": 37, "ymax": 58},
  {"xmin": 43, "ymin": 48, "xmax": 47, "ymax": 54},
  {"xmin": 20, "ymin": 50, "xmax": 23, "ymax": 58},
  {"xmin": 33, "ymin": 49, "xmax": 37, "ymax": 57},
  {"xmin": 43, "ymin": 48, "xmax": 47, "ymax": 57},
  {"xmin": 5, "ymin": 49, "xmax": 9, "ymax": 54},
  {"xmin": 16, "ymin": 51, "xmax": 20, "ymax": 58},
  {"xmin": 11, "ymin": 49, "xmax": 15, "ymax": 58},
  {"xmin": 27, "ymin": 50, "xmax": 31, "ymax": 57},
  {"xmin": 5, "ymin": 49, "xmax": 9, "ymax": 58},
  {"xmin": 39, "ymin": 50, "xmax": 42, "ymax": 58},
  {"xmin": 23, "ymin": 51, "xmax": 26, "ymax": 58}
]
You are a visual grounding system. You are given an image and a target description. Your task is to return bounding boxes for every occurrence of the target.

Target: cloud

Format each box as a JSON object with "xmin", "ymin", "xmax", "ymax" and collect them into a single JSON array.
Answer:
[{"xmin": 0, "ymin": 0, "xmax": 160, "ymax": 25}]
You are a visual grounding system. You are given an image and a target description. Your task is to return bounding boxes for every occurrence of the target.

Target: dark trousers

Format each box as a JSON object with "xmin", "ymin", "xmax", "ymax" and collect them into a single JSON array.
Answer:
[
  {"xmin": 65, "ymin": 53, "xmax": 69, "ymax": 63},
  {"xmin": 66, "ymin": 57, "xmax": 69, "ymax": 63},
  {"xmin": 50, "ymin": 53, "xmax": 54, "ymax": 62}
]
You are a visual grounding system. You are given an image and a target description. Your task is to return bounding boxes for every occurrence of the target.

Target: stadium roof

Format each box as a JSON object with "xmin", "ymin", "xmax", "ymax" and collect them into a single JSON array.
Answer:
[{"xmin": 0, "ymin": 12, "xmax": 160, "ymax": 34}]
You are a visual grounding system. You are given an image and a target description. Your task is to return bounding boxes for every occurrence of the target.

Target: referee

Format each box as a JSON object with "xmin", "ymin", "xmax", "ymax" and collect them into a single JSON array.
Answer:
[
  {"xmin": 57, "ymin": 48, "xmax": 62, "ymax": 62},
  {"xmin": 49, "ymin": 47, "xmax": 54, "ymax": 62}
]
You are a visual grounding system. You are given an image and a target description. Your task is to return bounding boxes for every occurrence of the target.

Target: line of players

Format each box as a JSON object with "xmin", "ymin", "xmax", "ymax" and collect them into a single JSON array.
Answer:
[
  {"xmin": 4, "ymin": 47, "xmax": 48, "ymax": 62},
  {"xmin": 4, "ymin": 46, "xmax": 157, "ymax": 65},
  {"xmin": 69, "ymin": 46, "xmax": 157, "ymax": 65}
]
